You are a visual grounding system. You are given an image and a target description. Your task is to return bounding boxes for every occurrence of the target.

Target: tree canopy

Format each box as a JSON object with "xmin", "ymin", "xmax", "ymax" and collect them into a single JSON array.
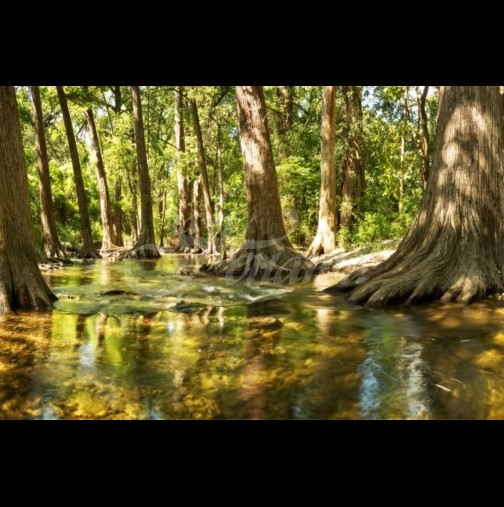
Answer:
[{"xmin": 16, "ymin": 86, "xmax": 438, "ymax": 256}]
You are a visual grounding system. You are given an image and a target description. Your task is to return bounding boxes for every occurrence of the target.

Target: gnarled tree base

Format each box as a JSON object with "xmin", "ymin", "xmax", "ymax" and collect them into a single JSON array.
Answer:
[
  {"xmin": 325, "ymin": 87, "xmax": 504, "ymax": 308},
  {"xmin": 202, "ymin": 242, "xmax": 317, "ymax": 283},
  {"xmin": 326, "ymin": 237, "xmax": 503, "ymax": 307},
  {"xmin": 0, "ymin": 257, "xmax": 57, "ymax": 314},
  {"xmin": 128, "ymin": 243, "xmax": 161, "ymax": 259},
  {"xmin": 306, "ymin": 231, "xmax": 335, "ymax": 258},
  {"xmin": 77, "ymin": 247, "xmax": 101, "ymax": 259},
  {"xmin": 43, "ymin": 239, "xmax": 69, "ymax": 261}
]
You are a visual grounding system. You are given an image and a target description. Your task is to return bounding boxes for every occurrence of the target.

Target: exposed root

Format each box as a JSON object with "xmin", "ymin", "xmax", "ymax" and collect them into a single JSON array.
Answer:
[
  {"xmin": 126, "ymin": 243, "xmax": 161, "ymax": 259},
  {"xmin": 0, "ymin": 270, "xmax": 57, "ymax": 314},
  {"xmin": 101, "ymin": 246, "xmax": 130, "ymax": 261},
  {"xmin": 306, "ymin": 232, "xmax": 333, "ymax": 259},
  {"xmin": 39, "ymin": 256, "xmax": 74, "ymax": 272},
  {"xmin": 77, "ymin": 247, "xmax": 101, "ymax": 259},
  {"xmin": 43, "ymin": 243, "xmax": 69, "ymax": 261},
  {"xmin": 326, "ymin": 247, "xmax": 502, "ymax": 308},
  {"xmin": 203, "ymin": 243, "xmax": 317, "ymax": 283}
]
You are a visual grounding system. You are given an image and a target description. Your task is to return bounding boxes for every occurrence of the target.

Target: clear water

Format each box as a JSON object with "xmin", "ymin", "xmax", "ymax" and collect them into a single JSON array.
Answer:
[{"xmin": 1, "ymin": 254, "xmax": 504, "ymax": 419}]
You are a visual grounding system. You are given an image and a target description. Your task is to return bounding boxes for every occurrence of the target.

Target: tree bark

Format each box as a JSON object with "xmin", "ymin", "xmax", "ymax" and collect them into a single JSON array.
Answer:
[
  {"xmin": 419, "ymin": 85, "xmax": 430, "ymax": 189},
  {"xmin": 158, "ymin": 191, "xmax": 167, "ymax": 247},
  {"xmin": 398, "ymin": 86, "xmax": 409, "ymax": 213},
  {"xmin": 328, "ymin": 86, "xmax": 504, "ymax": 307},
  {"xmin": 0, "ymin": 86, "xmax": 57, "ymax": 313},
  {"xmin": 83, "ymin": 93, "xmax": 116, "ymax": 252},
  {"xmin": 56, "ymin": 86, "xmax": 100, "ymax": 259},
  {"xmin": 216, "ymin": 124, "xmax": 226, "ymax": 260},
  {"xmin": 129, "ymin": 86, "xmax": 160, "ymax": 258},
  {"xmin": 307, "ymin": 86, "xmax": 337, "ymax": 257},
  {"xmin": 191, "ymin": 97, "xmax": 216, "ymax": 254},
  {"xmin": 114, "ymin": 86, "xmax": 121, "ymax": 114},
  {"xmin": 126, "ymin": 168, "xmax": 139, "ymax": 244},
  {"xmin": 174, "ymin": 87, "xmax": 192, "ymax": 252},
  {"xmin": 192, "ymin": 176, "xmax": 202, "ymax": 253},
  {"xmin": 30, "ymin": 86, "xmax": 68, "ymax": 259},
  {"xmin": 204, "ymin": 86, "xmax": 314, "ymax": 281},
  {"xmin": 113, "ymin": 176, "xmax": 123, "ymax": 246},
  {"xmin": 339, "ymin": 86, "xmax": 365, "ymax": 230}
]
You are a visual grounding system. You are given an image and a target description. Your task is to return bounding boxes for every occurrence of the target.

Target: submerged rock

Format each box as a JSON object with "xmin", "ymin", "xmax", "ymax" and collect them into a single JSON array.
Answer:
[
  {"xmin": 100, "ymin": 289, "xmax": 138, "ymax": 296},
  {"xmin": 169, "ymin": 300, "xmax": 209, "ymax": 314}
]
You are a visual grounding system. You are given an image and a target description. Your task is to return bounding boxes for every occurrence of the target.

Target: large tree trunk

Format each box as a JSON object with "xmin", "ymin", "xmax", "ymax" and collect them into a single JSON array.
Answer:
[
  {"xmin": 113, "ymin": 176, "xmax": 123, "ymax": 246},
  {"xmin": 84, "ymin": 95, "xmax": 116, "ymax": 252},
  {"xmin": 306, "ymin": 86, "xmax": 337, "ymax": 257},
  {"xmin": 339, "ymin": 86, "xmax": 365, "ymax": 230},
  {"xmin": 191, "ymin": 97, "xmax": 216, "ymax": 254},
  {"xmin": 174, "ymin": 87, "xmax": 192, "ymax": 252},
  {"xmin": 129, "ymin": 86, "xmax": 160, "ymax": 258},
  {"xmin": 204, "ymin": 86, "xmax": 314, "ymax": 281},
  {"xmin": 56, "ymin": 86, "xmax": 100, "ymax": 259},
  {"xmin": 328, "ymin": 86, "xmax": 504, "ymax": 307},
  {"xmin": 30, "ymin": 86, "xmax": 68, "ymax": 259},
  {"xmin": 0, "ymin": 86, "xmax": 57, "ymax": 314},
  {"xmin": 192, "ymin": 176, "xmax": 202, "ymax": 253}
]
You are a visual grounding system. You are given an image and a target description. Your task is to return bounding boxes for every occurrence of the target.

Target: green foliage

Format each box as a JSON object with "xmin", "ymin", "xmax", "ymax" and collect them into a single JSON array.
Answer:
[
  {"xmin": 276, "ymin": 156, "xmax": 320, "ymax": 246},
  {"xmin": 15, "ymin": 84, "xmax": 439, "ymax": 256},
  {"xmin": 337, "ymin": 226, "xmax": 352, "ymax": 249},
  {"xmin": 353, "ymin": 212, "xmax": 413, "ymax": 245}
]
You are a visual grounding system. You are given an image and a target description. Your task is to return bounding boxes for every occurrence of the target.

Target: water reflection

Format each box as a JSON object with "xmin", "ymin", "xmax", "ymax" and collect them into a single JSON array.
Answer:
[
  {"xmin": 359, "ymin": 333, "xmax": 430, "ymax": 419},
  {"xmin": 2, "ymin": 257, "xmax": 504, "ymax": 418}
]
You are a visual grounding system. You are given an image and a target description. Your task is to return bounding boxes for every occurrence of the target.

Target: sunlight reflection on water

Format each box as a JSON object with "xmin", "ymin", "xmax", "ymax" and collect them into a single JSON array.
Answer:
[{"xmin": 1, "ymin": 255, "xmax": 504, "ymax": 419}]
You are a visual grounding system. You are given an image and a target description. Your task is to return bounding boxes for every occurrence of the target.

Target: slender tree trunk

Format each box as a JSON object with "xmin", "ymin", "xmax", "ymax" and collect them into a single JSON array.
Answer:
[
  {"xmin": 158, "ymin": 191, "xmax": 166, "ymax": 247},
  {"xmin": 192, "ymin": 175, "xmax": 202, "ymax": 253},
  {"xmin": 114, "ymin": 86, "xmax": 121, "ymax": 114},
  {"xmin": 0, "ymin": 86, "xmax": 57, "ymax": 313},
  {"xmin": 419, "ymin": 86, "xmax": 430, "ymax": 189},
  {"xmin": 113, "ymin": 177, "xmax": 123, "ymax": 246},
  {"xmin": 204, "ymin": 86, "xmax": 314, "ymax": 280},
  {"xmin": 192, "ymin": 177, "xmax": 202, "ymax": 253},
  {"xmin": 329, "ymin": 86, "xmax": 504, "ymax": 307},
  {"xmin": 174, "ymin": 87, "xmax": 192, "ymax": 252},
  {"xmin": 216, "ymin": 124, "xmax": 226, "ymax": 260},
  {"xmin": 129, "ymin": 86, "xmax": 160, "ymax": 258},
  {"xmin": 275, "ymin": 86, "xmax": 294, "ymax": 160},
  {"xmin": 111, "ymin": 86, "xmax": 123, "ymax": 247},
  {"xmin": 398, "ymin": 86, "xmax": 409, "ymax": 213},
  {"xmin": 339, "ymin": 86, "xmax": 365, "ymax": 230},
  {"xmin": 177, "ymin": 174, "xmax": 191, "ymax": 250},
  {"xmin": 56, "ymin": 86, "xmax": 100, "ymax": 259},
  {"xmin": 30, "ymin": 86, "xmax": 68, "ymax": 259},
  {"xmin": 126, "ymin": 168, "xmax": 139, "ymax": 244},
  {"xmin": 191, "ymin": 97, "xmax": 216, "ymax": 254},
  {"xmin": 84, "ymin": 95, "xmax": 116, "ymax": 252},
  {"xmin": 307, "ymin": 86, "xmax": 337, "ymax": 257},
  {"xmin": 398, "ymin": 128, "xmax": 405, "ymax": 213}
]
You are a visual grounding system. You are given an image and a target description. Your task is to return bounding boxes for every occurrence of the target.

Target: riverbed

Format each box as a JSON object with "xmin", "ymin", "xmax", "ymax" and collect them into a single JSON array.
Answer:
[{"xmin": 1, "ymin": 254, "xmax": 504, "ymax": 419}]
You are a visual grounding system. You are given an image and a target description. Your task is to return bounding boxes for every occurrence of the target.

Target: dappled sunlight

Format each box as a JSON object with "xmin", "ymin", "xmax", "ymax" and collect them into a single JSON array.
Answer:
[{"xmin": 6, "ymin": 256, "xmax": 504, "ymax": 418}]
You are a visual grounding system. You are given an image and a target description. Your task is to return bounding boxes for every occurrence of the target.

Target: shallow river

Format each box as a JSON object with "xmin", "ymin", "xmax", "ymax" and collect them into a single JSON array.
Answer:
[{"xmin": 1, "ymin": 254, "xmax": 504, "ymax": 419}]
